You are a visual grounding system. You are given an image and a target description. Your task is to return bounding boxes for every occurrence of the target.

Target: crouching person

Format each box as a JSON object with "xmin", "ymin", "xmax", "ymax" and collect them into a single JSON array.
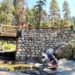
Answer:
[{"xmin": 41, "ymin": 48, "xmax": 58, "ymax": 70}]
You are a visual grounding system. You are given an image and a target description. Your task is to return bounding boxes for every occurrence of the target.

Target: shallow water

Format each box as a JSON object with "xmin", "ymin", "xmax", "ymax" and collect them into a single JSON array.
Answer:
[
  {"xmin": 0, "ymin": 59, "xmax": 75, "ymax": 75},
  {"xmin": 0, "ymin": 71, "xmax": 75, "ymax": 75}
]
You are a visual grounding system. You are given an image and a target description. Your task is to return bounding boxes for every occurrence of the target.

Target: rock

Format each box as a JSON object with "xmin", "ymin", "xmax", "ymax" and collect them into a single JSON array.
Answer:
[
  {"xmin": 72, "ymin": 48, "xmax": 75, "ymax": 60},
  {"xmin": 55, "ymin": 44, "xmax": 72, "ymax": 59}
]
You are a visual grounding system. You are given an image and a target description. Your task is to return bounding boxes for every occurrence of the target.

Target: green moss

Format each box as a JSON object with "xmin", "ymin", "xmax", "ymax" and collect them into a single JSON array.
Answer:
[{"xmin": 2, "ymin": 43, "xmax": 16, "ymax": 52}]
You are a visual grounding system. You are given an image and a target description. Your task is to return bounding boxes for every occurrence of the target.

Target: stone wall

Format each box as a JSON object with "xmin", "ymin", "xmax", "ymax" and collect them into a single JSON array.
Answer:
[{"xmin": 16, "ymin": 28, "xmax": 75, "ymax": 61}]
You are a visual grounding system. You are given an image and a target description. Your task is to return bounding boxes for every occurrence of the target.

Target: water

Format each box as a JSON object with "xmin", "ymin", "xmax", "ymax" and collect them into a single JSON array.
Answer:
[
  {"xmin": 0, "ymin": 59, "xmax": 75, "ymax": 75},
  {"xmin": 0, "ymin": 71, "xmax": 75, "ymax": 75}
]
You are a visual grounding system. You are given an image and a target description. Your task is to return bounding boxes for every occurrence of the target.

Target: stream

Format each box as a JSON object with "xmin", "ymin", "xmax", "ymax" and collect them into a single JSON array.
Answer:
[
  {"xmin": 0, "ymin": 59, "xmax": 75, "ymax": 75},
  {"xmin": 0, "ymin": 71, "xmax": 75, "ymax": 75}
]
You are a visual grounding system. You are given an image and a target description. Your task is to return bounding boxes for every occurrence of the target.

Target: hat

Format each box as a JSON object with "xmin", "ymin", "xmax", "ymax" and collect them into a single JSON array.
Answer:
[{"xmin": 46, "ymin": 48, "xmax": 54, "ymax": 55}]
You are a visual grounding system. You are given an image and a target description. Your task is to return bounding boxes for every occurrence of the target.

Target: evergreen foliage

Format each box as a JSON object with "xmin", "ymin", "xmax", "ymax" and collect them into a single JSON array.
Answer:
[
  {"xmin": 0, "ymin": 0, "xmax": 14, "ymax": 25},
  {"xmin": 50, "ymin": 0, "xmax": 60, "ymax": 28},
  {"xmin": 34, "ymin": 0, "xmax": 47, "ymax": 29},
  {"xmin": 63, "ymin": 0, "xmax": 72, "ymax": 28}
]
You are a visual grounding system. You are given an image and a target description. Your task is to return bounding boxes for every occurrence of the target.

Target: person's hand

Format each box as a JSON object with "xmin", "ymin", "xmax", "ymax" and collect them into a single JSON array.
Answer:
[{"xmin": 47, "ymin": 62, "xmax": 52, "ymax": 67}]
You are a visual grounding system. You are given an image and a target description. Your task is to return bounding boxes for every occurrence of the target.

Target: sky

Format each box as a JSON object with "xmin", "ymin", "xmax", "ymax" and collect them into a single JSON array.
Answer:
[{"xmin": 0, "ymin": 0, "xmax": 75, "ymax": 17}]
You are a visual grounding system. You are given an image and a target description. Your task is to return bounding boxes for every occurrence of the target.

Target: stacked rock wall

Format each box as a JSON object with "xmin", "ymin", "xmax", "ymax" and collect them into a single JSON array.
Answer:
[{"xmin": 16, "ymin": 28, "xmax": 75, "ymax": 61}]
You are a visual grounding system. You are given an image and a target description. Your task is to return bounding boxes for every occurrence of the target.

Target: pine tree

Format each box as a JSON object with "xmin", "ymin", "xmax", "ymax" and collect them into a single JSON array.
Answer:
[
  {"xmin": 50, "ymin": 0, "xmax": 60, "ymax": 28},
  {"xmin": 34, "ymin": 0, "xmax": 47, "ymax": 29},
  {"xmin": 14, "ymin": 0, "xmax": 26, "ymax": 26},
  {"xmin": 63, "ymin": 0, "xmax": 72, "ymax": 28},
  {"xmin": 63, "ymin": 0, "xmax": 70, "ymax": 20},
  {"xmin": 0, "ymin": 0, "xmax": 14, "ymax": 25}
]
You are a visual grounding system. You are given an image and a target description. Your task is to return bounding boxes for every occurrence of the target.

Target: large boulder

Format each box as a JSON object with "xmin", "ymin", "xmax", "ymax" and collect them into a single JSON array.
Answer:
[
  {"xmin": 55, "ymin": 43, "xmax": 73, "ymax": 59},
  {"xmin": 68, "ymin": 39, "xmax": 75, "ymax": 59},
  {"xmin": 72, "ymin": 48, "xmax": 75, "ymax": 60}
]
